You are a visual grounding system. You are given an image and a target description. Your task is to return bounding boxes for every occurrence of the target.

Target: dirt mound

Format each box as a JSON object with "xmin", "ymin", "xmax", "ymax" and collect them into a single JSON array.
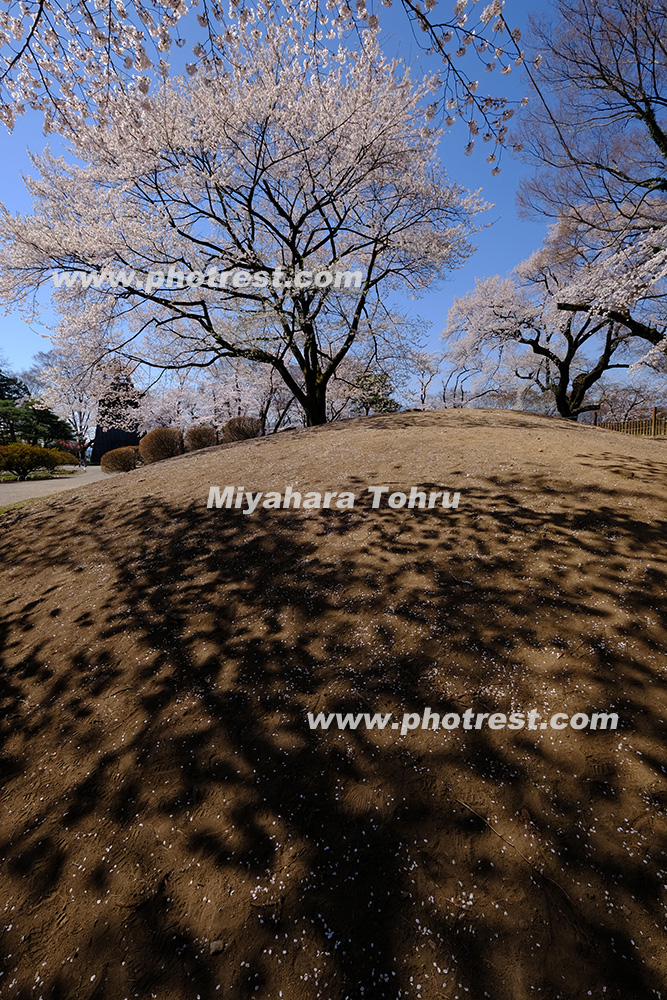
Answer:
[{"xmin": 1, "ymin": 409, "xmax": 666, "ymax": 1000}]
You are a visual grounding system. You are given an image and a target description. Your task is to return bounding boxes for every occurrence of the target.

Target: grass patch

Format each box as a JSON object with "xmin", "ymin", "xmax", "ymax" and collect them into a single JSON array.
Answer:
[
  {"xmin": 0, "ymin": 467, "xmax": 84, "ymax": 482},
  {"xmin": 0, "ymin": 497, "xmax": 46, "ymax": 516}
]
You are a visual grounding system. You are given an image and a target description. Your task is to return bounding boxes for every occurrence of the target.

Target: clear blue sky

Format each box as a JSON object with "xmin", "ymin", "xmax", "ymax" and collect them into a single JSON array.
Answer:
[{"xmin": 0, "ymin": 0, "xmax": 549, "ymax": 374}]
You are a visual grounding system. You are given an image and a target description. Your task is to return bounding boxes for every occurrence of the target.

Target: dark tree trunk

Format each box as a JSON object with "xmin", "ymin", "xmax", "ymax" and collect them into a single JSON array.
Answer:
[{"xmin": 303, "ymin": 381, "xmax": 328, "ymax": 426}]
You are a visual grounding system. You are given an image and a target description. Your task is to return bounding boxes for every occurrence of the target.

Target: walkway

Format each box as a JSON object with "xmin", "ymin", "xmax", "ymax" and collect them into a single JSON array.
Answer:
[{"xmin": 0, "ymin": 466, "xmax": 109, "ymax": 506}]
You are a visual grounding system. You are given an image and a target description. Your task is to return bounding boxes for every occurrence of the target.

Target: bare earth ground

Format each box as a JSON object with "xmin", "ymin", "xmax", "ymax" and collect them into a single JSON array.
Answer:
[{"xmin": 0, "ymin": 408, "xmax": 666, "ymax": 1000}]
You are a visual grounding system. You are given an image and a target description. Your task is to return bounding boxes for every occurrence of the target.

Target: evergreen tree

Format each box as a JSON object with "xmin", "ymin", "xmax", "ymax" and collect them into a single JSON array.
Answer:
[
  {"xmin": 0, "ymin": 367, "xmax": 74, "ymax": 445},
  {"xmin": 350, "ymin": 373, "xmax": 401, "ymax": 417}
]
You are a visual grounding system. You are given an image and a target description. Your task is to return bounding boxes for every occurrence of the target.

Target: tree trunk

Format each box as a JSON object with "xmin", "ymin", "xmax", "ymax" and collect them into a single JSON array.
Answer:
[
  {"xmin": 304, "ymin": 390, "xmax": 328, "ymax": 426},
  {"xmin": 553, "ymin": 393, "xmax": 578, "ymax": 421},
  {"xmin": 552, "ymin": 376, "xmax": 579, "ymax": 420}
]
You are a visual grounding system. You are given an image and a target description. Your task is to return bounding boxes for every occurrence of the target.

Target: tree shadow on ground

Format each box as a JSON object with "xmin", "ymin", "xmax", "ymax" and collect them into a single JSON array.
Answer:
[{"xmin": 0, "ymin": 470, "xmax": 666, "ymax": 1000}]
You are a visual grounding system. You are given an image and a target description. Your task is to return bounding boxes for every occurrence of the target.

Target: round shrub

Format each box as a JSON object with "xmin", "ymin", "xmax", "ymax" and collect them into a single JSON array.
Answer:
[
  {"xmin": 101, "ymin": 446, "xmax": 139, "ymax": 474},
  {"xmin": 138, "ymin": 427, "xmax": 184, "ymax": 465},
  {"xmin": 55, "ymin": 450, "xmax": 79, "ymax": 466},
  {"xmin": 221, "ymin": 416, "xmax": 263, "ymax": 442},
  {"xmin": 0, "ymin": 444, "xmax": 61, "ymax": 481},
  {"xmin": 184, "ymin": 424, "xmax": 218, "ymax": 452}
]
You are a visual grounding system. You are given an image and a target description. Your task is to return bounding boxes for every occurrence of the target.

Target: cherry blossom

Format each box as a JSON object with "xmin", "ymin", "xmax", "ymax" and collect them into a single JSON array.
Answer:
[
  {"xmin": 0, "ymin": 23, "xmax": 484, "ymax": 425},
  {"xmin": 0, "ymin": 0, "xmax": 528, "ymax": 160},
  {"xmin": 443, "ymin": 218, "xmax": 667, "ymax": 419}
]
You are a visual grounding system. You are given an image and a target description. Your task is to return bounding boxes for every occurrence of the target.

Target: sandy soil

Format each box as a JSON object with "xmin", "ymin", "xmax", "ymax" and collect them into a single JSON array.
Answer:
[{"xmin": 0, "ymin": 408, "xmax": 666, "ymax": 1000}]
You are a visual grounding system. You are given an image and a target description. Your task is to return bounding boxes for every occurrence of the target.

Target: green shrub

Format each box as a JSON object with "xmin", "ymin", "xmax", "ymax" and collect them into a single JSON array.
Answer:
[
  {"xmin": 0, "ymin": 444, "xmax": 61, "ymax": 480},
  {"xmin": 221, "ymin": 416, "xmax": 263, "ymax": 442},
  {"xmin": 55, "ymin": 450, "xmax": 79, "ymax": 466},
  {"xmin": 101, "ymin": 446, "xmax": 139, "ymax": 474},
  {"xmin": 184, "ymin": 425, "xmax": 218, "ymax": 452},
  {"xmin": 138, "ymin": 427, "xmax": 184, "ymax": 465}
]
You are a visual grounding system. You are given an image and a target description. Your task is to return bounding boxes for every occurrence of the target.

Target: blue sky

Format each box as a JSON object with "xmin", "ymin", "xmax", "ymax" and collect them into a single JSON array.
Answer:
[{"xmin": 0, "ymin": 0, "xmax": 549, "ymax": 374}]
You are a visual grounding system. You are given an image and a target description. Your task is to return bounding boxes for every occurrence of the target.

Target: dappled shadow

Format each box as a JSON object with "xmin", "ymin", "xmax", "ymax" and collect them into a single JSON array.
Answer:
[{"xmin": 0, "ymin": 462, "xmax": 666, "ymax": 999}]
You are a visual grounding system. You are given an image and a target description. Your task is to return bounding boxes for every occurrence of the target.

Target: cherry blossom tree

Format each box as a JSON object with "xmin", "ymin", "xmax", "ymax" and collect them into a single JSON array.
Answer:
[
  {"xmin": 404, "ymin": 348, "xmax": 442, "ymax": 407},
  {"xmin": 136, "ymin": 359, "xmax": 299, "ymax": 433},
  {"xmin": 201, "ymin": 360, "xmax": 297, "ymax": 432},
  {"xmin": 135, "ymin": 376, "xmax": 210, "ymax": 434},
  {"xmin": 19, "ymin": 349, "xmax": 101, "ymax": 461},
  {"xmin": 443, "ymin": 221, "xmax": 667, "ymax": 420},
  {"xmin": 0, "ymin": 27, "xmax": 484, "ymax": 426},
  {"xmin": 133, "ymin": 307, "xmax": 436, "ymax": 428},
  {"xmin": 0, "ymin": 0, "xmax": 530, "ymax": 162},
  {"xmin": 581, "ymin": 378, "xmax": 667, "ymax": 424},
  {"xmin": 440, "ymin": 341, "xmax": 525, "ymax": 409}
]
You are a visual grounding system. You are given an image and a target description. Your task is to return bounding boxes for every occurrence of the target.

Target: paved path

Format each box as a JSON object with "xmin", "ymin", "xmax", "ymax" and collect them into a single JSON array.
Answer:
[{"xmin": 0, "ymin": 466, "xmax": 109, "ymax": 506}]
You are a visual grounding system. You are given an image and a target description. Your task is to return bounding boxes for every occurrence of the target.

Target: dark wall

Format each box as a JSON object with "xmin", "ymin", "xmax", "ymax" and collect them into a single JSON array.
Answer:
[{"xmin": 90, "ymin": 426, "xmax": 140, "ymax": 465}]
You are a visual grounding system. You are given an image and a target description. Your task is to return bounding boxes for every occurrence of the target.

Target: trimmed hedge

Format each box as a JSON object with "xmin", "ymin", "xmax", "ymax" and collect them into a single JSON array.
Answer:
[
  {"xmin": 101, "ymin": 445, "xmax": 139, "ymax": 473},
  {"xmin": 47, "ymin": 447, "xmax": 78, "ymax": 465},
  {"xmin": 184, "ymin": 425, "xmax": 218, "ymax": 452},
  {"xmin": 138, "ymin": 427, "xmax": 184, "ymax": 465},
  {"xmin": 221, "ymin": 416, "xmax": 263, "ymax": 442},
  {"xmin": 0, "ymin": 444, "xmax": 62, "ymax": 480}
]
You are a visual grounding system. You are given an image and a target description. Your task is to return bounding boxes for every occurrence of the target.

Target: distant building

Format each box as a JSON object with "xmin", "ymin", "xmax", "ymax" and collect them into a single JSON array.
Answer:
[{"xmin": 89, "ymin": 373, "xmax": 140, "ymax": 464}]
